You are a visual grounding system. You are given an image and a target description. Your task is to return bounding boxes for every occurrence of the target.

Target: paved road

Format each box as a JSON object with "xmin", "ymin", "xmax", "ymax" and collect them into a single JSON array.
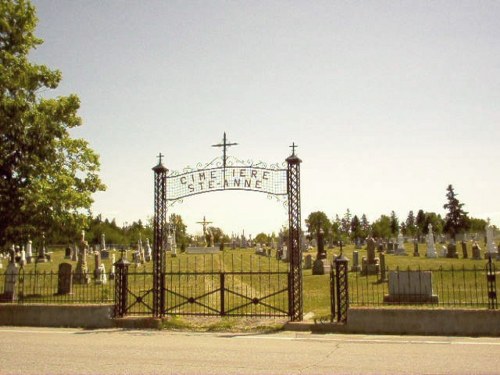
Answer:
[{"xmin": 0, "ymin": 327, "xmax": 499, "ymax": 374}]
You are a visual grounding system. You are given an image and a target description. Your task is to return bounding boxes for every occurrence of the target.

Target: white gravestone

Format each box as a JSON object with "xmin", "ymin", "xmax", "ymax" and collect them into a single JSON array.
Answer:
[
  {"xmin": 485, "ymin": 219, "xmax": 498, "ymax": 257},
  {"xmin": 426, "ymin": 224, "xmax": 438, "ymax": 258}
]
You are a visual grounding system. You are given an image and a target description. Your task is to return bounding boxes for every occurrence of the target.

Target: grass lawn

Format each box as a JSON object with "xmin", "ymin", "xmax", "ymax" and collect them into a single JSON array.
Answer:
[{"xmin": 2, "ymin": 241, "xmax": 496, "ymax": 318}]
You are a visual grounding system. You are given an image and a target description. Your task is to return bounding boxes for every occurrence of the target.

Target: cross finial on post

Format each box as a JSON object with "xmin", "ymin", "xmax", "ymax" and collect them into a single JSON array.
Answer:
[
  {"xmin": 157, "ymin": 153, "xmax": 164, "ymax": 165},
  {"xmin": 290, "ymin": 142, "xmax": 298, "ymax": 156}
]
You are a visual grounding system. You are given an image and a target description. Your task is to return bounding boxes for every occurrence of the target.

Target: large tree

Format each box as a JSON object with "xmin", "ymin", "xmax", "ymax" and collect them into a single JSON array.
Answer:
[
  {"xmin": 305, "ymin": 211, "xmax": 331, "ymax": 240},
  {"xmin": 0, "ymin": 0, "xmax": 105, "ymax": 245},
  {"xmin": 443, "ymin": 184, "xmax": 469, "ymax": 240}
]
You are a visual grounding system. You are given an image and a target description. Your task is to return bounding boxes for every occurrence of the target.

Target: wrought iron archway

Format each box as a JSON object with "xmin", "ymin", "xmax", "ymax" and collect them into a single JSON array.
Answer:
[{"xmin": 151, "ymin": 134, "xmax": 303, "ymax": 321}]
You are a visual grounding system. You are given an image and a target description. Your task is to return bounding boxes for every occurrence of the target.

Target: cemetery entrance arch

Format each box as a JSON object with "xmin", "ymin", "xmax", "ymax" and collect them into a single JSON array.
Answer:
[{"xmin": 151, "ymin": 135, "xmax": 303, "ymax": 321}]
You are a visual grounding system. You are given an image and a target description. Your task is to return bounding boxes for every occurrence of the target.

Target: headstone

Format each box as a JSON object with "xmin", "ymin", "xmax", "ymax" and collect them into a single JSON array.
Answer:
[
  {"xmin": 95, "ymin": 264, "xmax": 107, "ymax": 285},
  {"xmin": 485, "ymin": 219, "xmax": 498, "ymax": 258},
  {"xmin": 93, "ymin": 251, "xmax": 102, "ymax": 278},
  {"xmin": 440, "ymin": 245, "xmax": 447, "ymax": 257},
  {"xmin": 446, "ymin": 241, "xmax": 458, "ymax": 258},
  {"xmin": 64, "ymin": 247, "xmax": 72, "ymax": 259},
  {"xmin": 413, "ymin": 239, "xmax": 419, "ymax": 257},
  {"xmin": 1, "ymin": 262, "xmax": 19, "ymax": 302},
  {"xmin": 384, "ymin": 270, "xmax": 438, "ymax": 303},
  {"xmin": 312, "ymin": 258, "xmax": 324, "ymax": 274},
  {"xmin": 304, "ymin": 254, "xmax": 312, "ymax": 269},
  {"xmin": 379, "ymin": 252, "xmax": 387, "ymax": 281},
  {"xmin": 387, "ymin": 241, "xmax": 394, "ymax": 252},
  {"xmin": 57, "ymin": 263, "xmax": 73, "ymax": 295},
  {"xmin": 145, "ymin": 238, "xmax": 152, "ymax": 262},
  {"xmin": 26, "ymin": 238, "xmax": 33, "ymax": 263},
  {"xmin": 472, "ymin": 241, "xmax": 482, "ymax": 260},
  {"xmin": 426, "ymin": 224, "xmax": 438, "ymax": 258},
  {"xmin": 19, "ymin": 249, "xmax": 26, "ymax": 267},
  {"xmin": 461, "ymin": 240, "xmax": 468, "ymax": 259},
  {"xmin": 351, "ymin": 251, "xmax": 361, "ymax": 272},
  {"xmin": 101, "ymin": 234, "xmax": 109, "ymax": 260},
  {"xmin": 74, "ymin": 231, "xmax": 91, "ymax": 284},
  {"xmin": 377, "ymin": 239, "xmax": 386, "ymax": 253},
  {"xmin": 282, "ymin": 245, "xmax": 288, "ymax": 261},
  {"xmin": 361, "ymin": 237, "xmax": 379, "ymax": 276},
  {"xmin": 71, "ymin": 244, "xmax": 78, "ymax": 262},
  {"xmin": 317, "ymin": 228, "xmax": 326, "ymax": 259},
  {"xmin": 395, "ymin": 231, "xmax": 407, "ymax": 255},
  {"xmin": 109, "ymin": 254, "xmax": 116, "ymax": 280},
  {"xmin": 37, "ymin": 233, "xmax": 48, "ymax": 263}
]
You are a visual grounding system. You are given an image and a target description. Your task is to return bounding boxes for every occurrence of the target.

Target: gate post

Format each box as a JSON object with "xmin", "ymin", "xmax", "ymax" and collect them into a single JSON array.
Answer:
[
  {"xmin": 286, "ymin": 147, "xmax": 303, "ymax": 321},
  {"xmin": 486, "ymin": 255, "xmax": 497, "ymax": 309},
  {"xmin": 335, "ymin": 255, "xmax": 349, "ymax": 323},
  {"xmin": 114, "ymin": 256, "xmax": 130, "ymax": 318},
  {"xmin": 153, "ymin": 155, "xmax": 168, "ymax": 318}
]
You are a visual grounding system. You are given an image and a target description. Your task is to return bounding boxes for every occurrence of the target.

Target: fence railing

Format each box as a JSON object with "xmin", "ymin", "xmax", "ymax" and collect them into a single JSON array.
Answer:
[
  {"xmin": 348, "ymin": 261, "xmax": 497, "ymax": 309},
  {"xmin": 0, "ymin": 269, "xmax": 114, "ymax": 304}
]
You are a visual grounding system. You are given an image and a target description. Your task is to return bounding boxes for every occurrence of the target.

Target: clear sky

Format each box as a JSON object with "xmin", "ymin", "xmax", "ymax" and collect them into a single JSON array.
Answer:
[{"xmin": 30, "ymin": 0, "xmax": 500, "ymax": 237}]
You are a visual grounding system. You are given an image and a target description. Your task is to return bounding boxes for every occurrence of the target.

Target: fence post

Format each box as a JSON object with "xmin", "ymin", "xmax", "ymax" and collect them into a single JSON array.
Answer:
[
  {"xmin": 335, "ymin": 255, "xmax": 349, "ymax": 323},
  {"xmin": 220, "ymin": 272, "xmax": 225, "ymax": 316},
  {"xmin": 329, "ymin": 265, "xmax": 336, "ymax": 322},
  {"xmin": 114, "ymin": 257, "xmax": 130, "ymax": 318},
  {"xmin": 486, "ymin": 255, "xmax": 497, "ymax": 310}
]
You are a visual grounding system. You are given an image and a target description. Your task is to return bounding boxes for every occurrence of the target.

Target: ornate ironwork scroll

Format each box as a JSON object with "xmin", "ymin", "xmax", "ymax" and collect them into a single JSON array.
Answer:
[
  {"xmin": 152, "ymin": 156, "xmax": 168, "ymax": 318},
  {"xmin": 287, "ymin": 150, "xmax": 303, "ymax": 321},
  {"xmin": 166, "ymin": 156, "xmax": 287, "ymax": 201}
]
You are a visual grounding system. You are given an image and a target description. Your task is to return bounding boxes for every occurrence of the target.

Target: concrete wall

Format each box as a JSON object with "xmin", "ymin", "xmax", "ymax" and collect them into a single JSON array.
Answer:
[
  {"xmin": 308, "ymin": 308, "xmax": 500, "ymax": 337},
  {"xmin": 0, "ymin": 304, "xmax": 114, "ymax": 329}
]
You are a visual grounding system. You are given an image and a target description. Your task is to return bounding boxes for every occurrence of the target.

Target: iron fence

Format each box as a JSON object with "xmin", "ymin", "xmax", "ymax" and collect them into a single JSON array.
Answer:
[
  {"xmin": 0, "ymin": 269, "xmax": 114, "ymax": 304},
  {"xmin": 119, "ymin": 254, "xmax": 290, "ymax": 317},
  {"xmin": 348, "ymin": 261, "xmax": 497, "ymax": 309}
]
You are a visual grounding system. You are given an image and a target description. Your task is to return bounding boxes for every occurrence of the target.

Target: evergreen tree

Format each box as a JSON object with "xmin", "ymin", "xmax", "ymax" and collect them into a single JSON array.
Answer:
[
  {"xmin": 390, "ymin": 211, "xmax": 399, "ymax": 236},
  {"xmin": 443, "ymin": 184, "xmax": 469, "ymax": 239},
  {"xmin": 405, "ymin": 210, "xmax": 417, "ymax": 237}
]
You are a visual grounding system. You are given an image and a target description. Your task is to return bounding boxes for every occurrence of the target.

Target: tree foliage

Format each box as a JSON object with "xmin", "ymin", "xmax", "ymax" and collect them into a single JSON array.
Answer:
[
  {"xmin": 0, "ymin": 0, "xmax": 105, "ymax": 245},
  {"xmin": 443, "ymin": 184, "xmax": 469, "ymax": 239},
  {"xmin": 305, "ymin": 211, "xmax": 331, "ymax": 239}
]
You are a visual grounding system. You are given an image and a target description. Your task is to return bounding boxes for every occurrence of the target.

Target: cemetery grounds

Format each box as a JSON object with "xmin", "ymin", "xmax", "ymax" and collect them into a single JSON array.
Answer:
[{"xmin": 1, "ymin": 243, "xmax": 495, "ymax": 327}]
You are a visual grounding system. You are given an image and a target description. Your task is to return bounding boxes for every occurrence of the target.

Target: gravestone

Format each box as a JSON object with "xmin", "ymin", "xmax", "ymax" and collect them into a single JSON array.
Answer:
[
  {"xmin": 446, "ymin": 242, "xmax": 458, "ymax": 258},
  {"xmin": 387, "ymin": 241, "xmax": 394, "ymax": 252},
  {"xmin": 351, "ymin": 251, "xmax": 361, "ymax": 272},
  {"xmin": 100, "ymin": 233, "xmax": 110, "ymax": 260},
  {"xmin": 37, "ymin": 233, "xmax": 48, "ymax": 263},
  {"xmin": 304, "ymin": 254, "xmax": 312, "ymax": 269},
  {"xmin": 57, "ymin": 263, "xmax": 73, "ymax": 295},
  {"xmin": 71, "ymin": 244, "xmax": 78, "ymax": 262},
  {"xmin": 1, "ymin": 262, "xmax": 19, "ymax": 302},
  {"xmin": 19, "ymin": 249, "xmax": 26, "ymax": 267},
  {"xmin": 94, "ymin": 252, "xmax": 101, "ymax": 278},
  {"xmin": 395, "ymin": 232, "xmax": 407, "ymax": 255},
  {"xmin": 64, "ymin": 247, "xmax": 72, "ymax": 259},
  {"xmin": 74, "ymin": 231, "xmax": 91, "ymax": 284},
  {"xmin": 282, "ymin": 245, "xmax": 288, "ymax": 261},
  {"xmin": 472, "ymin": 241, "xmax": 482, "ymax": 260},
  {"xmin": 461, "ymin": 240, "xmax": 468, "ymax": 259},
  {"xmin": 379, "ymin": 252, "xmax": 387, "ymax": 282},
  {"xmin": 413, "ymin": 239, "xmax": 419, "ymax": 257},
  {"xmin": 26, "ymin": 239, "xmax": 33, "ymax": 263},
  {"xmin": 109, "ymin": 254, "xmax": 116, "ymax": 280},
  {"xmin": 485, "ymin": 219, "xmax": 498, "ymax": 258},
  {"xmin": 95, "ymin": 264, "xmax": 107, "ymax": 285},
  {"xmin": 312, "ymin": 258, "xmax": 326, "ymax": 275},
  {"xmin": 426, "ymin": 224, "xmax": 438, "ymax": 258},
  {"xmin": 361, "ymin": 237, "xmax": 380, "ymax": 276},
  {"xmin": 145, "ymin": 238, "xmax": 152, "ymax": 262},
  {"xmin": 317, "ymin": 228, "xmax": 326, "ymax": 260},
  {"xmin": 384, "ymin": 270, "xmax": 438, "ymax": 303}
]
